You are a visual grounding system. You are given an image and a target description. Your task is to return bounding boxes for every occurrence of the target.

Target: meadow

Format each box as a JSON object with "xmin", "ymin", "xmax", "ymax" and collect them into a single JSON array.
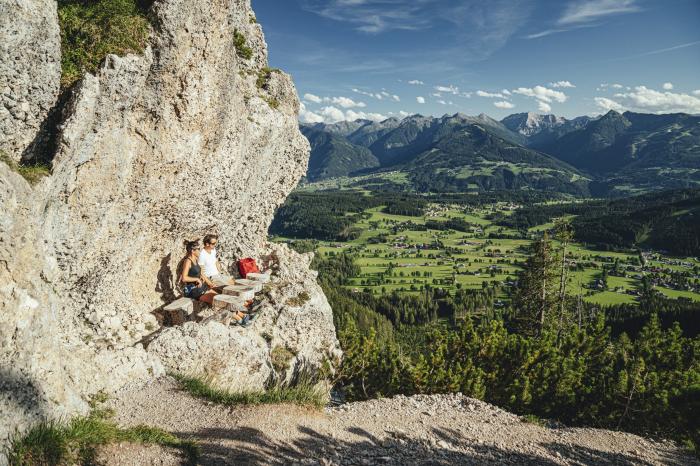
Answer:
[{"xmin": 280, "ymin": 202, "xmax": 700, "ymax": 306}]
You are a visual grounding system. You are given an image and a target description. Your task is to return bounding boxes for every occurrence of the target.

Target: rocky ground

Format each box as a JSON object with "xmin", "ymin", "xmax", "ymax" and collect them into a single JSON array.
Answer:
[{"xmin": 101, "ymin": 376, "xmax": 697, "ymax": 465}]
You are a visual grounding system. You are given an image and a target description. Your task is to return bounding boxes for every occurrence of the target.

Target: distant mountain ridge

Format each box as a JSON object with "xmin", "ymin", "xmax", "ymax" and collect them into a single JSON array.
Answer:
[
  {"xmin": 300, "ymin": 110, "xmax": 700, "ymax": 196},
  {"xmin": 501, "ymin": 112, "xmax": 592, "ymax": 147}
]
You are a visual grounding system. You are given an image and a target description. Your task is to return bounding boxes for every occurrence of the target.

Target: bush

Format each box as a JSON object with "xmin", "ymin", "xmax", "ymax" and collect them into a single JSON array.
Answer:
[
  {"xmin": 8, "ymin": 408, "xmax": 199, "ymax": 465},
  {"xmin": 233, "ymin": 29, "xmax": 253, "ymax": 60},
  {"xmin": 0, "ymin": 152, "xmax": 50, "ymax": 185},
  {"xmin": 171, "ymin": 373, "xmax": 328, "ymax": 409},
  {"xmin": 57, "ymin": 0, "xmax": 152, "ymax": 87}
]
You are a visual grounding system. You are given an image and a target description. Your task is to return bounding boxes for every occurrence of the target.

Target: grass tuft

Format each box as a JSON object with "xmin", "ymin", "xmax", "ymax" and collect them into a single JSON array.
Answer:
[
  {"xmin": 8, "ymin": 408, "xmax": 199, "ymax": 466},
  {"xmin": 256, "ymin": 66, "xmax": 280, "ymax": 90},
  {"xmin": 57, "ymin": 0, "xmax": 152, "ymax": 88},
  {"xmin": 233, "ymin": 29, "xmax": 253, "ymax": 60},
  {"xmin": 286, "ymin": 291, "xmax": 311, "ymax": 307},
  {"xmin": 521, "ymin": 414, "xmax": 548, "ymax": 427},
  {"xmin": 0, "ymin": 152, "xmax": 50, "ymax": 185},
  {"xmin": 171, "ymin": 372, "xmax": 328, "ymax": 409}
]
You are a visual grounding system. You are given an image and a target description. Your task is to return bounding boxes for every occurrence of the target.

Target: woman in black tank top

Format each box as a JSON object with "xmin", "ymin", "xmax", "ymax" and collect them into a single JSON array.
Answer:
[{"xmin": 181, "ymin": 239, "xmax": 218, "ymax": 305}]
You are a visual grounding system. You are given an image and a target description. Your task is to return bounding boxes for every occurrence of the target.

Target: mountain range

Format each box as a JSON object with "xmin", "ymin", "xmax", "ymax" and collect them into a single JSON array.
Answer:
[{"xmin": 301, "ymin": 110, "xmax": 700, "ymax": 196}]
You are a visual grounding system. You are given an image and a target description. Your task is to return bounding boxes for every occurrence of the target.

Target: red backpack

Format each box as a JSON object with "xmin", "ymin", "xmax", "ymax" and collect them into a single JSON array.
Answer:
[{"xmin": 237, "ymin": 258, "xmax": 260, "ymax": 278}]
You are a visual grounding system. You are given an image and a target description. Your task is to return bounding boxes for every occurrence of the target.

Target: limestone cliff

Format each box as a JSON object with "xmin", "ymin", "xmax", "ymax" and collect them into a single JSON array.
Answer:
[
  {"xmin": 0, "ymin": 0, "xmax": 338, "ymax": 450},
  {"xmin": 0, "ymin": 0, "xmax": 60, "ymax": 161}
]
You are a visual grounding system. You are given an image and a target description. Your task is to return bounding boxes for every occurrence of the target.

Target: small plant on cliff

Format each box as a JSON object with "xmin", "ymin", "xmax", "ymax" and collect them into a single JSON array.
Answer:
[
  {"xmin": 286, "ymin": 291, "xmax": 311, "ymax": 307},
  {"xmin": 0, "ymin": 152, "xmax": 50, "ymax": 185},
  {"xmin": 256, "ymin": 66, "xmax": 280, "ymax": 90},
  {"xmin": 57, "ymin": 0, "xmax": 152, "ymax": 87},
  {"xmin": 270, "ymin": 345, "xmax": 296, "ymax": 373},
  {"xmin": 8, "ymin": 407, "xmax": 199, "ymax": 465},
  {"xmin": 233, "ymin": 29, "xmax": 253, "ymax": 60},
  {"xmin": 171, "ymin": 373, "xmax": 327, "ymax": 409}
]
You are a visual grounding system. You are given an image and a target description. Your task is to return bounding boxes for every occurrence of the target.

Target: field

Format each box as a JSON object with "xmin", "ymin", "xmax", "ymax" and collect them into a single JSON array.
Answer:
[{"xmin": 275, "ymin": 202, "xmax": 700, "ymax": 306}]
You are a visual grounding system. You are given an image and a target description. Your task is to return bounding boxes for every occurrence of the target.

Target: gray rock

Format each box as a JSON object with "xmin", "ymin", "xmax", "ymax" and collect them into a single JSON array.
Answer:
[
  {"xmin": 0, "ymin": 0, "xmax": 60, "ymax": 160},
  {"xmin": 0, "ymin": 0, "xmax": 338, "ymax": 455}
]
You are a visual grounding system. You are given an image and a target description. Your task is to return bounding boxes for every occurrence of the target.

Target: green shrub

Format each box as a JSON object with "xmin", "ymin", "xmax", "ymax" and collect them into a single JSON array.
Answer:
[
  {"xmin": 286, "ymin": 291, "xmax": 310, "ymax": 307},
  {"xmin": 270, "ymin": 346, "xmax": 295, "ymax": 373},
  {"xmin": 57, "ymin": 0, "xmax": 152, "ymax": 87},
  {"xmin": 8, "ymin": 408, "xmax": 199, "ymax": 465},
  {"xmin": 256, "ymin": 66, "xmax": 279, "ymax": 90},
  {"xmin": 233, "ymin": 29, "xmax": 253, "ymax": 60},
  {"xmin": 171, "ymin": 373, "xmax": 328, "ymax": 409},
  {"xmin": 0, "ymin": 152, "xmax": 50, "ymax": 185}
]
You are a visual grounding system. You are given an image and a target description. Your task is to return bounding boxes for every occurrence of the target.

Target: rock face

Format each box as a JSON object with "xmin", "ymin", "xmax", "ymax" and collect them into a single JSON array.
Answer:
[
  {"xmin": 0, "ymin": 0, "xmax": 338, "ymax": 451},
  {"xmin": 0, "ymin": 0, "xmax": 61, "ymax": 161}
]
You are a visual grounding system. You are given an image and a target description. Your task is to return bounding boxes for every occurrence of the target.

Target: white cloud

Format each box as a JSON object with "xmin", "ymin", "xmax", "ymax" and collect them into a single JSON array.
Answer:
[
  {"xmin": 662, "ymin": 82, "xmax": 674, "ymax": 90},
  {"xmin": 549, "ymin": 80, "xmax": 575, "ymax": 88},
  {"xmin": 594, "ymin": 97, "xmax": 625, "ymax": 113},
  {"xmin": 431, "ymin": 92, "xmax": 442, "ymax": 98},
  {"xmin": 477, "ymin": 90, "xmax": 507, "ymax": 99},
  {"xmin": 502, "ymin": 89, "xmax": 512, "ymax": 96},
  {"xmin": 392, "ymin": 94, "xmax": 401, "ymax": 102},
  {"xmin": 610, "ymin": 86, "xmax": 700, "ymax": 114},
  {"xmin": 299, "ymin": 102, "xmax": 325, "ymax": 123},
  {"xmin": 352, "ymin": 88, "xmax": 387, "ymax": 100},
  {"xmin": 694, "ymin": 90, "xmax": 700, "ymax": 96},
  {"xmin": 527, "ymin": 1, "xmax": 640, "ymax": 39},
  {"xmin": 308, "ymin": 105, "xmax": 388, "ymax": 123},
  {"xmin": 326, "ymin": 96, "xmax": 366, "ymax": 108},
  {"xmin": 320, "ymin": 106, "xmax": 346, "ymax": 123},
  {"xmin": 416, "ymin": 96, "xmax": 426, "ymax": 104},
  {"xmin": 512, "ymin": 85, "xmax": 568, "ymax": 103},
  {"xmin": 558, "ymin": 0, "xmax": 641, "ymax": 25},
  {"xmin": 611, "ymin": 83, "xmax": 624, "ymax": 89},
  {"xmin": 494, "ymin": 101, "xmax": 515, "ymax": 109},
  {"xmin": 435, "ymin": 85, "xmax": 460, "ymax": 95},
  {"xmin": 345, "ymin": 109, "xmax": 388, "ymax": 122},
  {"xmin": 437, "ymin": 100, "xmax": 448, "ymax": 105},
  {"xmin": 398, "ymin": 111, "xmax": 411, "ymax": 117},
  {"xmin": 538, "ymin": 101, "xmax": 552, "ymax": 113},
  {"xmin": 305, "ymin": 94, "xmax": 368, "ymax": 108},
  {"xmin": 408, "ymin": 80, "xmax": 424, "ymax": 85},
  {"xmin": 303, "ymin": 93, "xmax": 323, "ymax": 104}
]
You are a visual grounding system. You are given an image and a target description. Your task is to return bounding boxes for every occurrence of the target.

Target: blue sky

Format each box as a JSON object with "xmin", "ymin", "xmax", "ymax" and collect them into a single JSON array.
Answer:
[{"xmin": 252, "ymin": 0, "xmax": 700, "ymax": 123}]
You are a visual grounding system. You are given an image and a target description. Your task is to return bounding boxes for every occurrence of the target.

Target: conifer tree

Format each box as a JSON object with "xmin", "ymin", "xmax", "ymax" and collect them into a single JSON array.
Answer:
[{"xmin": 513, "ymin": 232, "xmax": 558, "ymax": 335}]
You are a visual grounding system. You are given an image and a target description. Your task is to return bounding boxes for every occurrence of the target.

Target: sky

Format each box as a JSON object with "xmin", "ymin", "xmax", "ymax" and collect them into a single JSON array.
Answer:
[{"xmin": 252, "ymin": 0, "xmax": 700, "ymax": 123}]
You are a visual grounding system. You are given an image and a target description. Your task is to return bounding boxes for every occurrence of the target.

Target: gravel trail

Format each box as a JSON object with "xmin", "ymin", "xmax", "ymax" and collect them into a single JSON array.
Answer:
[{"xmin": 102, "ymin": 377, "xmax": 697, "ymax": 465}]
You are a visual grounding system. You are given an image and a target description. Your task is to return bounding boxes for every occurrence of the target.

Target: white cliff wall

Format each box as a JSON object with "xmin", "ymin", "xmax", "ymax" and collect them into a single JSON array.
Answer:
[
  {"xmin": 0, "ymin": 0, "xmax": 339, "ymax": 451},
  {"xmin": 0, "ymin": 0, "xmax": 61, "ymax": 161}
]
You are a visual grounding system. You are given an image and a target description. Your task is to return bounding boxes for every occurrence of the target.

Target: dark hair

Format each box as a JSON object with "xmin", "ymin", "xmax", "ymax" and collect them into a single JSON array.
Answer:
[
  {"xmin": 183, "ymin": 239, "xmax": 200, "ymax": 253},
  {"xmin": 203, "ymin": 234, "xmax": 218, "ymax": 246}
]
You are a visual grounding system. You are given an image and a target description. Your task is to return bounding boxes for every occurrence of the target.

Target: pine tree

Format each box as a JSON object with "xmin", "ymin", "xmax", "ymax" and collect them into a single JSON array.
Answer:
[
  {"xmin": 513, "ymin": 232, "xmax": 558, "ymax": 336},
  {"xmin": 554, "ymin": 219, "xmax": 574, "ymax": 342}
]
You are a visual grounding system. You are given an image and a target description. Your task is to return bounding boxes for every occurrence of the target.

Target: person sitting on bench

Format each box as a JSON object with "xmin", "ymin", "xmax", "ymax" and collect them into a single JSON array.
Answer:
[
  {"xmin": 180, "ymin": 239, "xmax": 219, "ymax": 305},
  {"xmin": 198, "ymin": 234, "xmax": 235, "ymax": 286}
]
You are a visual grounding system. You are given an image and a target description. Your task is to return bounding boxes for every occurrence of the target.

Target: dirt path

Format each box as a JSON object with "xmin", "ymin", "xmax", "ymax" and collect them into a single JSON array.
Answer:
[{"xmin": 102, "ymin": 377, "xmax": 696, "ymax": 465}]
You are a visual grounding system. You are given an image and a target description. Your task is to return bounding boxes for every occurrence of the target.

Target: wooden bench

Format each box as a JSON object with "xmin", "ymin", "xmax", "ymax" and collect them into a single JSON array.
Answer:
[
  {"xmin": 235, "ymin": 278, "xmax": 263, "ymax": 292},
  {"xmin": 162, "ymin": 297, "xmax": 195, "ymax": 326},
  {"xmin": 223, "ymin": 284, "xmax": 256, "ymax": 300},
  {"xmin": 246, "ymin": 272, "xmax": 271, "ymax": 283},
  {"xmin": 213, "ymin": 294, "xmax": 246, "ymax": 312}
]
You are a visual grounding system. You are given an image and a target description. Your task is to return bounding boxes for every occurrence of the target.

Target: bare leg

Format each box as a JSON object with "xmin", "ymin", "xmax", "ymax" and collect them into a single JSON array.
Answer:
[{"xmin": 199, "ymin": 289, "xmax": 218, "ymax": 306}]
